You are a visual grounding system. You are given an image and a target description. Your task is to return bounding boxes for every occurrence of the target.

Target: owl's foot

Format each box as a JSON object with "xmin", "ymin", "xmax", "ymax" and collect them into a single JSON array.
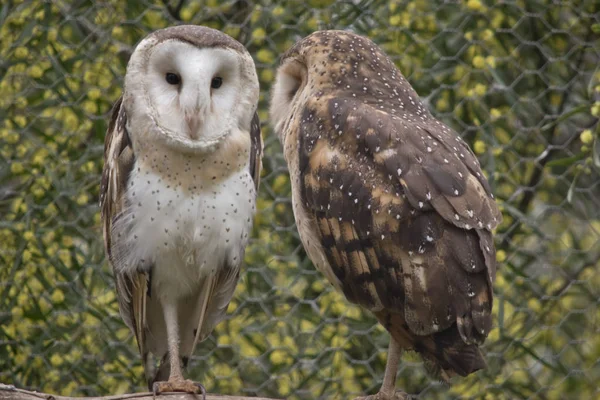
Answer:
[
  {"xmin": 152, "ymin": 379, "xmax": 205, "ymax": 399},
  {"xmin": 353, "ymin": 389, "xmax": 410, "ymax": 400}
]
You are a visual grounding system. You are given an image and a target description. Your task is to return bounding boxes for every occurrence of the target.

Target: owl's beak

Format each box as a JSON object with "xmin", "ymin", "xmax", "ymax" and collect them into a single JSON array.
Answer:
[{"xmin": 185, "ymin": 114, "xmax": 201, "ymax": 139}]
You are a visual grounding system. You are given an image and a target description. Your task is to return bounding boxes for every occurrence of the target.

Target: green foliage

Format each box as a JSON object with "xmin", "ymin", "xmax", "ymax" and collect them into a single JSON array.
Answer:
[{"xmin": 1, "ymin": 1, "xmax": 598, "ymax": 399}]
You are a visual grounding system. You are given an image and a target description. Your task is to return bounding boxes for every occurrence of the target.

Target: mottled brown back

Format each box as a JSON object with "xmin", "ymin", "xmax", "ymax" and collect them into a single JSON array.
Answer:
[{"xmin": 275, "ymin": 30, "xmax": 502, "ymax": 379}]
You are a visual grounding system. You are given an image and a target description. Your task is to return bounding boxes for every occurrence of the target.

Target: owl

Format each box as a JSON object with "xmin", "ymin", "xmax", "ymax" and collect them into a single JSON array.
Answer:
[
  {"xmin": 270, "ymin": 30, "xmax": 501, "ymax": 399},
  {"xmin": 100, "ymin": 25, "xmax": 262, "ymax": 396}
]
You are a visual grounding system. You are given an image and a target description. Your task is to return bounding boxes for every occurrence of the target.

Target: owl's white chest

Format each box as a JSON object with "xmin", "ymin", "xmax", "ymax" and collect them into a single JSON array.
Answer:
[{"xmin": 117, "ymin": 164, "xmax": 256, "ymax": 298}]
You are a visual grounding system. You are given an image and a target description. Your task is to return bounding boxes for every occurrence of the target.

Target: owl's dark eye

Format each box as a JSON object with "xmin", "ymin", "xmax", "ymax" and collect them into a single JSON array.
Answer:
[
  {"xmin": 211, "ymin": 77, "xmax": 223, "ymax": 89},
  {"xmin": 165, "ymin": 73, "xmax": 180, "ymax": 85},
  {"xmin": 289, "ymin": 84, "xmax": 300, "ymax": 99}
]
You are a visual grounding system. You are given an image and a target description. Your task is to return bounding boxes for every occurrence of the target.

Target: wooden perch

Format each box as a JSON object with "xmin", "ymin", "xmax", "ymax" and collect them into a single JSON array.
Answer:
[{"xmin": 0, "ymin": 384, "xmax": 282, "ymax": 400}]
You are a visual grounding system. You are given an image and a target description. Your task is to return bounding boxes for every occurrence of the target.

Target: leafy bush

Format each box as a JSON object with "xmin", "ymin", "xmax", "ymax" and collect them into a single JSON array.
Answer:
[{"xmin": 1, "ymin": 1, "xmax": 598, "ymax": 399}]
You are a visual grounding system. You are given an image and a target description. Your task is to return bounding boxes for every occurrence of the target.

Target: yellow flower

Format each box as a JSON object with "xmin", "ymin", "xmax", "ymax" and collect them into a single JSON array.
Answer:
[
  {"xmin": 64, "ymin": 113, "xmax": 79, "ymax": 131},
  {"xmin": 28, "ymin": 278, "xmax": 43, "ymax": 294},
  {"xmin": 269, "ymin": 349, "xmax": 287, "ymax": 365},
  {"xmin": 46, "ymin": 243, "xmax": 58, "ymax": 257},
  {"xmin": 474, "ymin": 83, "xmax": 487, "ymax": 96},
  {"xmin": 16, "ymin": 320, "xmax": 31, "ymax": 337},
  {"xmin": 217, "ymin": 335, "xmax": 231, "ymax": 346},
  {"xmin": 62, "ymin": 236, "xmax": 74, "ymax": 247},
  {"xmin": 389, "ymin": 15, "xmax": 402, "ymax": 26},
  {"xmin": 56, "ymin": 314, "xmax": 70, "ymax": 327},
  {"xmin": 311, "ymin": 279, "xmax": 325, "ymax": 292},
  {"xmin": 15, "ymin": 46, "xmax": 29, "ymax": 58},
  {"xmin": 95, "ymin": 291, "xmax": 115, "ymax": 306},
  {"xmin": 496, "ymin": 249, "xmax": 506, "ymax": 262},
  {"xmin": 39, "ymin": 297, "xmax": 51, "ymax": 314},
  {"xmin": 474, "ymin": 140, "xmax": 486, "ymax": 154},
  {"xmin": 467, "ymin": 0, "xmax": 484, "ymax": 11},
  {"xmin": 485, "ymin": 56, "xmax": 496, "ymax": 68},
  {"xmin": 98, "ymin": 75, "xmax": 112, "ymax": 88},
  {"xmin": 252, "ymin": 28, "xmax": 266, "ymax": 42},
  {"xmin": 76, "ymin": 193, "xmax": 89, "ymax": 205},
  {"xmin": 10, "ymin": 162, "xmax": 24, "ymax": 174},
  {"xmin": 11, "ymin": 306, "xmax": 23, "ymax": 318},
  {"xmin": 32, "ymin": 148, "xmax": 49, "ymax": 165},
  {"xmin": 527, "ymin": 298, "xmax": 541, "ymax": 313},
  {"xmin": 51, "ymin": 289, "xmax": 65, "ymax": 303},
  {"xmin": 481, "ymin": 29, "xmax": 494, "ymax": 41},
  {"xmin": 116, "ymin": 328, "xmax": 130, "ymax": 341},
  {"xmin": 62, "ymin": 382, "xmax": 78, "ymax": 396},
  {"xmin": 22, "ymin": 250, "xmax": 32, "ymax": 262},
  {"xmin": 50, "ymin": 353, "xmax": 63, "ymax": 367},
  {"xmin": 300, "ymin": 319, "xmax": 315, "ymax": 332},
  {"xmin": 44, "ymin": 203, "xmax": 58, "ymax": 218},
  {"xmin": 331, "ymin": 299, "xmax": 345, "ymax": 315},
  {"xmin": 580, "ymin": 129, "xmax": 593, "ymax": 144},
  {"xmin": 436, "ymin": 97, "xmax": 449, "ymax": 111},
  {"xmin": 6, "ymin": 132, "xmax": 19, "ymax": 144},
  {"xmin": 14, "ymin": 353, "xmax": 27, "ymax": 366},
  {"xmin": 256, "ymin": 49, "xmax": 274, "ymax": 64},
  {"xmin": 41, "ymin": 231, "xmax": 55, "ymax": 245},
  {"xmin": 239, "ymin": 338, "xmax": 260, "ymax": 357},
  {"xmin": 48, "ymin": 28, "xmax": 57, "ymax": 42},
  {"xmin": 14, "ymin": 115, "xmax": 26, "ymax": 127},
  {"xmin": 273, "ymin": 6, "xmax": 284, "ymax": 16},
  {"xmin": 28, "ymin": 65, "xmax": 44, "ymax": 78},
  {"xmin": 472, "ymin": 55, "xmax": 485, "ymax": 69},
  {"xmin": 331, "ymin": 335, "xmax": 345, "ymax": 347},
  {"xmin": 83, "ymin": 100, "xmax": 98, "ymax": 114},
  {"xmin": 88, "ymin": 88, "xmax": 102, "ymax": 100},
  {"xmin": 111, "ymin": 26, "xmax": 123, "ymax": 37},
  {"xmin": 260, "ymin": 69, "xmax": 274, "ymax": 83}
]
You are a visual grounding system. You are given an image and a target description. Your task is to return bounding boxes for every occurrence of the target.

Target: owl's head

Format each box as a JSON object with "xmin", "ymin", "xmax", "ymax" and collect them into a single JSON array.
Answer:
[
  {"xmin": 123, "ymin": 25, "xmax": 259, "ymax": 153},
  {"xmin": 269, "ymin": 47, "xmax": 308, "ymax": 142},
  {"xmin": 271, "ymin": 30, "xmax": 425, "ymax": 144},
  {"xmin": 270, "ymin": 30, "xmax": 356, "ymax": 141}
]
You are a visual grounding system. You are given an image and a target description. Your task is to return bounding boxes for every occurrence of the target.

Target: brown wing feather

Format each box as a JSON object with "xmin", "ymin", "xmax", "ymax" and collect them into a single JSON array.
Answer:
[
  {"xmin": 100, "ymin": 98, "xmax": 149, "ymax": 359},
  {"xmin": 249, "ymin": 112, "xmax": 263, "ymax": 190},
  {"xmin": 297, "ymin": 97, "xmax": 500, "ymax": 376}
]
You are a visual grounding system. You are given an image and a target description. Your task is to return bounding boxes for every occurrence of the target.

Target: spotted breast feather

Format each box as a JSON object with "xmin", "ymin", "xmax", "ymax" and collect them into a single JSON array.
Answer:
[{"xmin": 297, "ymin": 95, "xmax": 501, "ymax": 378}]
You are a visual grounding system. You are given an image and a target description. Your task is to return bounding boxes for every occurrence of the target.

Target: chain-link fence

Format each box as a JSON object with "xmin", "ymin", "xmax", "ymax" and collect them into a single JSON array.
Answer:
[{"xmin": 1, "ymin": 1, "xmax": 599, "ymax": 399}]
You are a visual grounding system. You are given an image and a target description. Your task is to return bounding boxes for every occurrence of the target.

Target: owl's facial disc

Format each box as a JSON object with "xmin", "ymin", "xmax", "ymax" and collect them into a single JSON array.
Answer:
[
  {"xmin": 270, "ymin": 59, "xmax": 307, "ymax": 140},
  {"xmin": 143, "ymin": 41, "xmax": 243, "ymax": 150}
]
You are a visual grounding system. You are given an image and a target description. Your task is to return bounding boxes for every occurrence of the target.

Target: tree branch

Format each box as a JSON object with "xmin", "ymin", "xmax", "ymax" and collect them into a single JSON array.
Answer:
[
  {"xmin": 162, "ymin": 0, "xmax": 186, "ymax": 21},
  {"xmin": 0, "ymin": 384, "xmax": 282, "ymax": 400}
]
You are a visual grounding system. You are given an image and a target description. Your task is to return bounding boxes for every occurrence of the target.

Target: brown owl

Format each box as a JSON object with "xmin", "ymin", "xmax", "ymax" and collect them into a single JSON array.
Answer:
[{"xmin": 270, "ymin": 30, "xmax": 501, "ymax": 400}]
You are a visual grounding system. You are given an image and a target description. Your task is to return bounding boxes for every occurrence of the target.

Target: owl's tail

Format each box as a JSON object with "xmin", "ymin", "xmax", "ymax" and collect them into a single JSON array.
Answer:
[
  {"xmin": 147, "ymin": 355, "xmax": 169, "ymax": 391},
  {"xmin": 374, "ymin": 310, "xmax": 486, "ymax": 381}
]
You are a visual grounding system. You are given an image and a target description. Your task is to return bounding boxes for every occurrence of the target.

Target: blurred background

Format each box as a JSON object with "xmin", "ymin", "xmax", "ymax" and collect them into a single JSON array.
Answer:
[{"xmin": 0, "ymin": 1, "xmax": 599, "ymax": 399}]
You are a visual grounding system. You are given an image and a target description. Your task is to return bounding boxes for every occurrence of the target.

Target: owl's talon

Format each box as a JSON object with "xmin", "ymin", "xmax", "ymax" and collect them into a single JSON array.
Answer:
[
  {"xmin": 152, "ymin": 379, "xmax": 204, "ymax": 397},
  {"xmin": 353, "ymin": 390, "xmax": 410, "ymax": 400},
  {"xmin": 194, "ymin": 382, "xmax": 206, "ymax": 400}
]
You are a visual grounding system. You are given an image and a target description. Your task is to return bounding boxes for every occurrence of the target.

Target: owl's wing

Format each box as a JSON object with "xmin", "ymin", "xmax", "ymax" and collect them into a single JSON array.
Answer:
[
  {"xmin": 298, "ymin": 97, "xmax": 501, "ymax": 346},
  {"xmin": 100, "ymin": 97, "xmax": 148, "ymax": 358},
  {"xmin": 188, "ymin": 260, "xmax": 241, "ymax": 357},
  {"xmin": 249, "ymin": 112, "xmax": 263, "ymax": 190}
]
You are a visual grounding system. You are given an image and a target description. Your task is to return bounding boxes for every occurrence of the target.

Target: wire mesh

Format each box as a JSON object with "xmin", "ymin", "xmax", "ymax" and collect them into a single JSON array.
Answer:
[{"xmin": 1, "ymin": 1, "xmax": 599, "ymax": 399}]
